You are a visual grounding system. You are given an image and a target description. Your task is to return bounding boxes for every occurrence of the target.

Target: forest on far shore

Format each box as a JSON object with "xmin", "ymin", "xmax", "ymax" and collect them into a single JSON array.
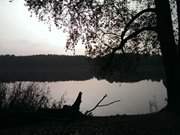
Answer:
[{"xmin": 0, "ymin": 54, "xmax": 165, "ymax": 82}]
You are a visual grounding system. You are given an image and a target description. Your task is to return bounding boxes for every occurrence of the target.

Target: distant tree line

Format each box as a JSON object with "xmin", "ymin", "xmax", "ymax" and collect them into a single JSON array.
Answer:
[{"xmin": 0, "ymin": 54, "xmax": 164, "ymax": 82}]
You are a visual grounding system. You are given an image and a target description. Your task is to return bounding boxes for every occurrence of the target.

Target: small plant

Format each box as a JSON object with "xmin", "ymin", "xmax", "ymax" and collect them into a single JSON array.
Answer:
[{"xmin": 51, "ymin": 93, "xmax": 66, "ymax": 110}]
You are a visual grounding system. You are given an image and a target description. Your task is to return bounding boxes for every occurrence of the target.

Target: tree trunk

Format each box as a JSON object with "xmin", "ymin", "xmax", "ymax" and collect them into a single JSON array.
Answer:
[
  {"xmin": 176, "ymin": 0, "xmax": 180, "ymax": 54},
  {"xmin": 72, "ymin": 92, "xmax": 82, "ymax": 112},
  {"xmin": 155, "ymin": 0, "xmax": 180, "ymax": 112}
]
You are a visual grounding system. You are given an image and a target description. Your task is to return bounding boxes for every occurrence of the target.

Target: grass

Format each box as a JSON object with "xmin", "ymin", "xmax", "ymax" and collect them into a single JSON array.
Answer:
[{"xmin": 0, "ymin": 82, "xmax": 51, "ymax": 112}]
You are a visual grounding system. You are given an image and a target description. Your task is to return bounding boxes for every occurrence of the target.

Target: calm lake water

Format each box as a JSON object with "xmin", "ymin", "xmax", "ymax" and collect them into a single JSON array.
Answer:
[{"xmin": 8, "ymin": 78, "xmax": 167, "ymax": 116}]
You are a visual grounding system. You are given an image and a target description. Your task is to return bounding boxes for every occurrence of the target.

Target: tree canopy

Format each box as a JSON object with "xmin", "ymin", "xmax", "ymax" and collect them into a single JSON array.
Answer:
[{"xmin": 24, "ymin": 0, "xmax": 160, "ymax": 57}]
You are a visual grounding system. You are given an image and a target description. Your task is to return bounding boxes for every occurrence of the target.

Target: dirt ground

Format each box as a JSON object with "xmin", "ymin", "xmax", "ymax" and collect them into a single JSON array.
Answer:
[{"xmin": 0, "ymin": 111, "xmax": 179, "ymax": 135}]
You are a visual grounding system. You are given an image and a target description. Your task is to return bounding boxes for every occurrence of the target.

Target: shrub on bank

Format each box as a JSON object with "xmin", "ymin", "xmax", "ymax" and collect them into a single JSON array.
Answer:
[{"xmin": 0, "ymin": 82, "xmax": 51, "ymax": 112}]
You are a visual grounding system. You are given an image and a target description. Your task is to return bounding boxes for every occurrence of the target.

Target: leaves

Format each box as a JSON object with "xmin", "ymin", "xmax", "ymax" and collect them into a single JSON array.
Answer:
[{"xmin": 24, "ymin": 0, "xmax": 160, "ymax": 57}]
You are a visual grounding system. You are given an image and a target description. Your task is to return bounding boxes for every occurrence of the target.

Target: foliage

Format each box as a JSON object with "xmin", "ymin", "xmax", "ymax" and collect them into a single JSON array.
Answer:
[
  {"xmin": 0, "ymin": 82, "xmax": 50, "ymax": 112},
  {"xmin": 51, "ymin": 93, "xmax": 66, "ymax": 109},
  {"xmin": 24, "ymin": 0, "xmax": 161, "ymax": 57},
  {"xmin": 0, "ymin": 83, "xmax": 8, "ymax": 109}
]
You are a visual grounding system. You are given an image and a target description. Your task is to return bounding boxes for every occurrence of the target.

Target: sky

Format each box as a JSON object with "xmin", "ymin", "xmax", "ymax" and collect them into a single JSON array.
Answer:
[{"xmin": 0, "ymin": 0, "xmax": 85, "ymax": 56}]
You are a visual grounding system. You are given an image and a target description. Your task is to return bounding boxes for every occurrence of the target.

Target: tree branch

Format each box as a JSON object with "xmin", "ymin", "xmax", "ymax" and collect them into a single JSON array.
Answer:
[
  {"xmin": 99, "ymin": 28, "xmax": 120, "ymax": 37},
  {"xmin": 121, "ymin": 8, "xmax": 156, "ymax": 40},
  {"xmin": 98, "ymin": 100, "xmax": 121, "ymax": 107},
  {"xmin": 113, "ymin": 26, "xmax": 157, "ymax": 53},
  {"xmin": 85, "ymin": 94, "xmax": 121, "ymax": 115},
  {"xmin": 85, "ymin": 94, "xmax": 107, "ymax": 115},
  {"xmin": 123, "ymin": 26, "xmax": 157, "ymax": 44}
]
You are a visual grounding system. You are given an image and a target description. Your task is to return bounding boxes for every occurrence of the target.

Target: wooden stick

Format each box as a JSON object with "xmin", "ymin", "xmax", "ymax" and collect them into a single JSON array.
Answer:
[
  {"xmin": 85, "ymin": 94, "xmax": 120, "ymax": 115},
  {"xmin": 98, "ymin": 100, "xmax": 121, "ymax": 107},
  {"xmin": 85, "ymin": 94, "xmax": 107, "ymax": 115}
]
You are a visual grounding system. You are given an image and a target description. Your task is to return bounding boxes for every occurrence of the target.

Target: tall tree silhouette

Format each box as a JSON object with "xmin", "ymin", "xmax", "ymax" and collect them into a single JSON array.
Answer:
[
  {"xmin": 22, "ymin": 0, "xmax": 179, "ymax": 112},
  {"xmin": 155, "ymin": 0, "xmax": 180, "ymax": 112}
]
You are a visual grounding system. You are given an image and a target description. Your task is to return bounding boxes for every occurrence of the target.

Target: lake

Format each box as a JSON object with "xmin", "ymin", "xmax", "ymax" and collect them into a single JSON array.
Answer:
[{"xmin": 8, "ymin": 78, "xmax": 167, "ymax": 116}]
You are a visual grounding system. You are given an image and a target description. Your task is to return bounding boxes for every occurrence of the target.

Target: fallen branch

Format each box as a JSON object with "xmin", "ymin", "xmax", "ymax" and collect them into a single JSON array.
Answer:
[
  {"xmin": 85, "ymin": 94, "xmax": 120, "ymax": 115},
  {"xmin": 98, "ymin": 100, "xmax": 121, "ymax": 107}
]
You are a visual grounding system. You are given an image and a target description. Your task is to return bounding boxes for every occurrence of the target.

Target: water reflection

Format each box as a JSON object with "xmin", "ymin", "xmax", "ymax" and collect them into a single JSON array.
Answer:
[{"xmin": 7, "ymin": 78, "xmax": 167, "ymax": 116}]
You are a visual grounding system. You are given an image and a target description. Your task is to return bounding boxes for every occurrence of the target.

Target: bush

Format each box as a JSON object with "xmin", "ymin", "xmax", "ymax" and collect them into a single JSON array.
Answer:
[
  {"xmin": 0, "ymin": 82, "xmax": 51, "ymax": 112},
  {"xmin": 0, "ymin": 83, "xmax": 8, "ymax": 110}
]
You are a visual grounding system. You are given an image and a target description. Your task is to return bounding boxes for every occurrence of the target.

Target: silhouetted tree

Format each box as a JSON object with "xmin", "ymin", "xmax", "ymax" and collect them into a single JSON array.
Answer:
[
  {"xmin": 154, "ymin": 0, "xmax": 180, "ymax": 112},
  {"xmin": 21, "ymin": 0, "xmax": 179, "ymax": 112}
]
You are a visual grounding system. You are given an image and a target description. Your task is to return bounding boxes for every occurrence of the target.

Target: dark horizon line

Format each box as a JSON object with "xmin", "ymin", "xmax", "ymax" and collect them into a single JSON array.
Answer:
[
  {"xmin": 0, "ymin": 54, "xmax": 86, "ymax": 57},
  {"xmin": 0, "ymin": 53, "xmax": 162, "ymax": 57}
]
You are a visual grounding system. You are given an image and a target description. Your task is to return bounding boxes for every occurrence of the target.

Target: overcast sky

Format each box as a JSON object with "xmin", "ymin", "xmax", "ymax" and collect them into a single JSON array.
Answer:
[{"xmin": 0, "ymin": 0, "xmax": 84, "ymax": 56}]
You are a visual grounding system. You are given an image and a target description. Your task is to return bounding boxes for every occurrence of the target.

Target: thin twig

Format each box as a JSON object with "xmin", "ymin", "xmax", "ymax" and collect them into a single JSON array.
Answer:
[{"xmin": 98, "ymin": 100, "xmax": 121, "ymax": 107}]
